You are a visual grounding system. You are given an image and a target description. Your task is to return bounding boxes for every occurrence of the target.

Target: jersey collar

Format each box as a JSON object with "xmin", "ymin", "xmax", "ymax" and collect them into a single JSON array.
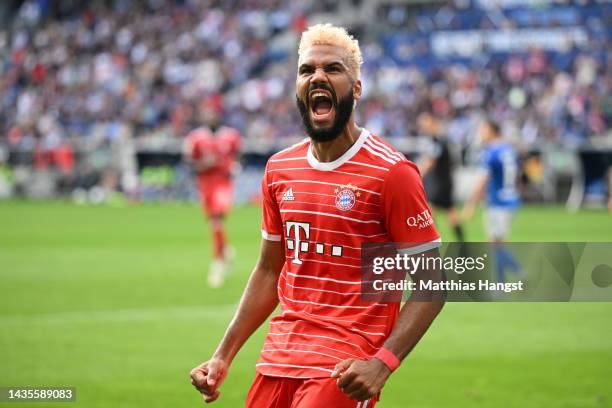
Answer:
[{"xmin": 306, "ymin": 128, "xmax": 370, "ymax": 171}]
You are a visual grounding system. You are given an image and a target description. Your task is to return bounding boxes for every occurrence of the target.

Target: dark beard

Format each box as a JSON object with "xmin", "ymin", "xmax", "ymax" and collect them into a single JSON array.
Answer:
[{"xmin": 296, "ymin": 89, "xmax": 354, "ymax": 142}]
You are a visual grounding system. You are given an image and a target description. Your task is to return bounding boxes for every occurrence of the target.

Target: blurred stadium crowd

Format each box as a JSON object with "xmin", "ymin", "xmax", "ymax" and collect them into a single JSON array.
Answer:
[{"xmin": 0, "ymin": 0, "xmax": 610, "ymax": 202}]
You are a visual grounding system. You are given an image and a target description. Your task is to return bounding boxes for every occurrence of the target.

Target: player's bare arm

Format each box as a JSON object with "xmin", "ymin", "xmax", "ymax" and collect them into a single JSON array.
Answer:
[
  {"xmin": 463, "ymin": 173, "xmax": 488, "ymax": 221},
  {"xmin": 332, "ymin": 248, "xmax": 445, "ymax": 401},
  {"xmin": 417, "ymin": 156, "xmax": 437, "ymax": 177},
  {"xmin": 190, "ymin": 238, "xmax": 284, "ymax": 403}
]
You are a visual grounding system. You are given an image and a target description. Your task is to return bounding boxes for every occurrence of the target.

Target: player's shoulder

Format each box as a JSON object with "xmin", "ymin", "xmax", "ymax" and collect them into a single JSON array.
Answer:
[
  {"xmin": 486, "ymin": 142, "xmax": 512, "ymax": 159},
  {"xmin": 360, "ymin": 132, "xmax": 417, "ymax": 174},
  {"xmin": 367, "ymin": 133, "xmax": 404, "ymax": 154},
  {"xmin": 385, "ymin": 159, "xmax": 421, "ymax": 185},
  {"xmin": 266, "ymin": 137, "xmax": 310, "ymax": 169}
]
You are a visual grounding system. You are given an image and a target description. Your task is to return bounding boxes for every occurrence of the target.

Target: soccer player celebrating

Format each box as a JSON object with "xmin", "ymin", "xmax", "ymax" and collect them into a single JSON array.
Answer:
[
  {"xmin": 184, "ymin": 110, "xmax": 241, "ymax": 288},
  {"xmin": 190, "ymin": 24, "xmax": 444, "ymax": 407},
  {"xmin": 417, "ymin": 111, "xmax": 465, "ymax": 241},
  {"xmin": 463, "ymin": 119, "xmax": 522, "ymax": 282}
]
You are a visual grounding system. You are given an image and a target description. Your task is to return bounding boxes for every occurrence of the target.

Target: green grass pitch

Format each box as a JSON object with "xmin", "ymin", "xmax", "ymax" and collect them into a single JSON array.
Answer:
[{"xmin": 1, "ymin": 201, "xmax": 611, "ymax": 407}]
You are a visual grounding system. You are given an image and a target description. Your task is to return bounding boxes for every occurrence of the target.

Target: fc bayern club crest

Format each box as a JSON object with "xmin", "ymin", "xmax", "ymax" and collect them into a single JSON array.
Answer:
[{"xmin": 334, "ymin": 183, "xmax": 360, "ymax": 212}]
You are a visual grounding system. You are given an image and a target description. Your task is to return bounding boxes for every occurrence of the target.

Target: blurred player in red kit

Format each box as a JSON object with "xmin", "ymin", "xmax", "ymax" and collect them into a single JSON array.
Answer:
[
  {"xmin": 190, "ymin": 24, "xmax": 444, "ymax": 407},
  {"xmin": 184, "ymin": 109, "xmax": 241, "ymax": 288}
]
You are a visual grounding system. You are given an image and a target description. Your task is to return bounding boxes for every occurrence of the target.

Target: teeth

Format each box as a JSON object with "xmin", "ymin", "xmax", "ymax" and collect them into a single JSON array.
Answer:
[{"xmin": 311, "ymin": 92, "xmax": 329, "ymax": 99}]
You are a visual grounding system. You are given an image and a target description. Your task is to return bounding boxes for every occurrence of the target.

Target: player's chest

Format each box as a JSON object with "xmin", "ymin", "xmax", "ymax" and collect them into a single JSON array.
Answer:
[
  {"xmin": 274, "ymin": 173, "xmax": 380, "ymax": 216},
  {"xmin": 272, "ymin": 173, "xmax": 384, "ymax": 243}
]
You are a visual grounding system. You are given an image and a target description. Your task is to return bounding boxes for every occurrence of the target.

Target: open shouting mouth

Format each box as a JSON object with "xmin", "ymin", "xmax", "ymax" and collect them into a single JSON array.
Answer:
[{"xmin": 308, "ymin": 88, "xmax": 335, "ymax": 125}]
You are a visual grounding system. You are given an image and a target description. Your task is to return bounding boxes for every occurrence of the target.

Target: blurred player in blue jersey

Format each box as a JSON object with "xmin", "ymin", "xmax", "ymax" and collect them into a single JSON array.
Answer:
[{"xmin": 463, "ymin": 119, "xmax": 522, "ymax": 283}]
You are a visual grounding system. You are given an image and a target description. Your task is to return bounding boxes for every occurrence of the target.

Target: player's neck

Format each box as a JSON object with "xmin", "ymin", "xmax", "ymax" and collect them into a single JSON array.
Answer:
[{"xmin": 310, "ymin": 121, "xmax": 361, "ymax": 163}]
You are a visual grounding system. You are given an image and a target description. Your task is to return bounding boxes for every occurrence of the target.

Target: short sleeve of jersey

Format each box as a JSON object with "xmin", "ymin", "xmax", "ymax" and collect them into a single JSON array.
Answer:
[
  {"xmin": 261, "ymin": 164, "xmax": 283, "ymax": 242},
  {"xmin": 381, "ymin": 161, "xmax": 441, "ymax": 254}
]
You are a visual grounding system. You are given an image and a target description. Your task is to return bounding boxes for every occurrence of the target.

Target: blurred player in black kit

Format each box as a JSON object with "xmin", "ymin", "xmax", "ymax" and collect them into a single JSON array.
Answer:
[{"xmin": 417, "ymin": 111, "xmax": 465, "ymax": 242}]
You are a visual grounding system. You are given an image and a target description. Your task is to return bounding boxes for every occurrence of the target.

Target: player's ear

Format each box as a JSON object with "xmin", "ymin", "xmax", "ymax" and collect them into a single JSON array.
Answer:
[{"xmin": 353, "ymin": 79, "xmax": 362, "ymax": 102}]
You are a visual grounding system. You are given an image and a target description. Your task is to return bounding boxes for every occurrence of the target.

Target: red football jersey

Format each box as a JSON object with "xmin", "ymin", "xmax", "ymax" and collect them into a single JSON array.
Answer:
[
  {"xmin": 185, "ymin": 126, "xmax": 241, "ymax": 182},
  {"xmin": 216, "ymin": 126, "xmax": 242, "ymax": 175},
  {"xmin": 258, "ymin": 128, "xmax": 441, "ymax": 378}
]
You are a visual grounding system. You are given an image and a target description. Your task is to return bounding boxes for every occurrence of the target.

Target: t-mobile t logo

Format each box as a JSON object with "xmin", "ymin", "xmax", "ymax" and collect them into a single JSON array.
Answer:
[{"xmin": 286, "ymin": 221, "xmax": 310, "ymax": 265}]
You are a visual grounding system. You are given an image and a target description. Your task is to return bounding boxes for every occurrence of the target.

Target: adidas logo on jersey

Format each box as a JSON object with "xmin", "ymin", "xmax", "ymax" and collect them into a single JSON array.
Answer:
[{"xmin": 282, "ymin": 188, "xmax": 295, "ymax": 201}]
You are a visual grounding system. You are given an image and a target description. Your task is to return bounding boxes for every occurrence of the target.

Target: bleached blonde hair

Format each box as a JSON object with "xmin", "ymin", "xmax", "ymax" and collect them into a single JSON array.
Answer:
[{"xmin": 298, "ymin": 23, "xmax": 363, "ymax": 79}]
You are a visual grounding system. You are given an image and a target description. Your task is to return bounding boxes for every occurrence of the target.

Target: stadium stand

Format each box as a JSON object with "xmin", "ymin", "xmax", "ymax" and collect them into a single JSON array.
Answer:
[{"xmin": 0, "ymin": 0, "xmax": 610, "ymax": 206}]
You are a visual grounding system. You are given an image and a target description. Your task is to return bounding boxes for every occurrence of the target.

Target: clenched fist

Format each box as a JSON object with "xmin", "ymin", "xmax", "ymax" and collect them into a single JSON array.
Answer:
[
  {"xmin": 331, "ymin": 358, "xmax": 391, "ymax": 401},
  {"xmin": 190, "ymin": 358, "xmax": 229, "ymax": 403}
]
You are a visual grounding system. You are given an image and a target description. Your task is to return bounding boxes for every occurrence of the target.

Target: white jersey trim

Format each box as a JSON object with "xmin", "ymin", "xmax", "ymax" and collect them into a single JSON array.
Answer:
[
  {"xmin": 280, "ymin": 209, "xmax": 381, "ymax": 224},
  {"xmin": 270, "ymin": 318, "xmax": 386, "ymax": 336},
  {"xmin": 262, "ymin": 347, "xmax": 344, "ymax": 361},
  {"xmin": 268, "ymin": 167, "xmax": 385, "ymax": 182},
  {"xmin": 346, "ymin": 160, "xmax": 390, "ymax": 172},
  {"xmin": 266, "ymin": 331, "xmax": 369, "ymax": 354},
  {"xmin": 261, "ymin": 229, "xmax": 281, "ymax": 242},
  {"xmin": 255, "ymin": 362, "xmax": 333, "ymax": 373},
  {"xmin": 367, "ymin": 136, "xmax": 405, "ymax": 161},
  {"xmin": 278, "ymin": 191, "xmax": 380, "ymax": 208},
  {"xmin": 309, "ymin": 226, "xmax": 385, "ymax": 238},
  {"xmin": 285, "ymin": 270, "xmax": 361, "ymax": 284},
  {"xmin": 280, "ymin": 309, "xmax": 389, "ymax": 328},
  {"xmin": 363, "ymin": 143, "xmax": 397, "ymax": 165},
  {"xmin": 263, "ymin": 340, "xmax": 362, "ymax": 358},
  {"xmin": 285, "ymin": 257, "xmax": 361, "ymax": 270},
  {"xmin": 281, "ymin": 294, "xmax": 384, "ymax": 309},
  {"xmin": 396, "ymin": 238, "xmax": 442, "ymax": 256},
  {"xmin": 269, "ymin": 179, "xmax": 381, "ymax": 196},
  {"xmin": 280, "ymin": 200, "xmax": 380, "ymax": 216},
  {"xmin": 281, "ymin": 277, "xmax": 365, "ymax": 296},
  {"xmin": 307, "ymin": 128, "xmax": 370, "ymax": 171}
]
